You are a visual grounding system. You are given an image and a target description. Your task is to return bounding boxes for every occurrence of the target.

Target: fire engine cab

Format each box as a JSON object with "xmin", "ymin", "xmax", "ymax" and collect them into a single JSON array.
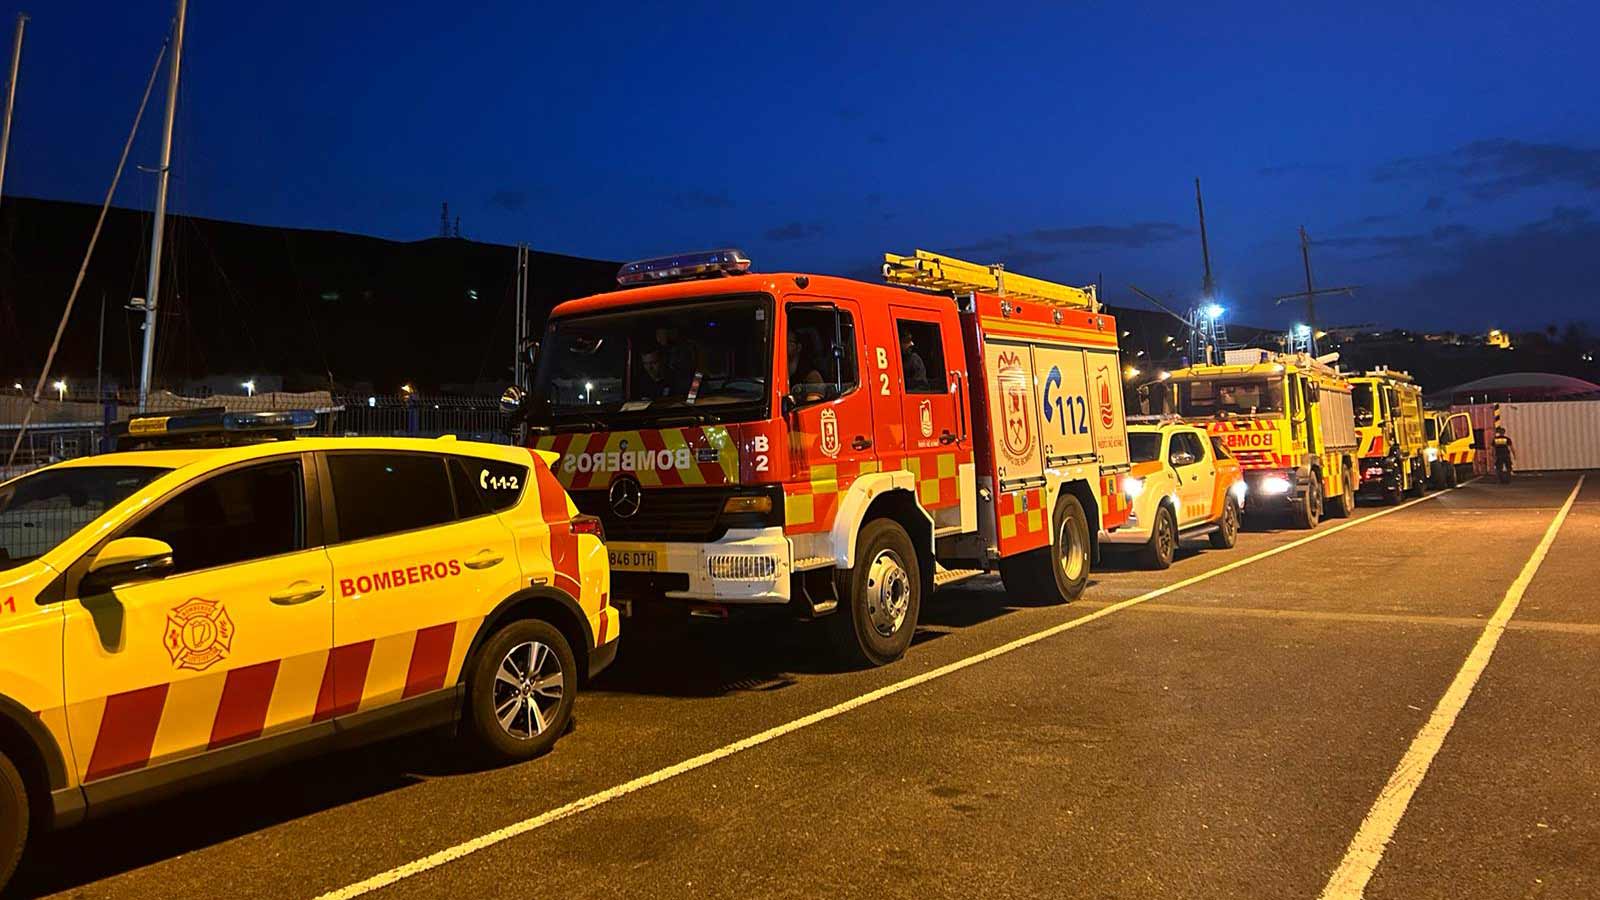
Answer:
[{"xmin": 513, "ymin": 248, "xmax": 1130, "ymax": 667}]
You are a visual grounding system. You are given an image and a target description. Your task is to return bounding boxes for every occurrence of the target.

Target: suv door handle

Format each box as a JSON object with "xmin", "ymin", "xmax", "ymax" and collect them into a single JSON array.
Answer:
[
  {"xmin": 464, "ymin": 551, "xmax": 504, "ymax": 570},
  {"xmin": 939, "ymin": 430, "xmax": 957, "ymax": 445},
  {"xmin": 269, "ymin": 582, "xmax": 326, "ymax": 606},
  {"xmin": 851, "ymin": 436, "xmax": 873, "ymax": 451}
]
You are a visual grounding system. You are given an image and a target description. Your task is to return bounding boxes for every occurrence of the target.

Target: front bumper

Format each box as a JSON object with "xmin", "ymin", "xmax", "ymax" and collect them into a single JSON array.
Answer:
[
  {"xmin": 608, "ymin": 526, "xmax": 793, "ymax": 606},
  {"xmin": 1241, "ymin": 468, "xmax": 1302, "ymax": 511}
]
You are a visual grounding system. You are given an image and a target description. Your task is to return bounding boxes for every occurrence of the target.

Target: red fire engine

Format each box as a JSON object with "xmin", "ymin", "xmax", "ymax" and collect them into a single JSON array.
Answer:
[{"xmin": 515, "ymin": 248, "xmax": 1130, "ymax": 666}]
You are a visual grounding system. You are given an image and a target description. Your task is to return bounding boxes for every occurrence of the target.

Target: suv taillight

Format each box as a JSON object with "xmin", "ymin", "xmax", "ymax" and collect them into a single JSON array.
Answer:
[{"xmin": 571, "ymin": 514, "xmax": 605, "ymax": 541}]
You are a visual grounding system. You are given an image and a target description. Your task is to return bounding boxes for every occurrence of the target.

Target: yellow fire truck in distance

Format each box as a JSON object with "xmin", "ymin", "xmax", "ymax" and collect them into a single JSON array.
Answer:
[
  {"xmin": 1144, "ymin": 349, "xmax": 1359, "ymax": 528},
  {"xmin": 1424, "ymin": 409, "xmax": 1477, "ymax": 488},
  {"xmin": 1350, "ymin": 369, "xmax": 1428, "ymax": 503}
]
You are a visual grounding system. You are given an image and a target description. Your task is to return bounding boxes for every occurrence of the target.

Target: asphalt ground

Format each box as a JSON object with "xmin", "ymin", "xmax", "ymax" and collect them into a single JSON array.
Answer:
[{"xmin": 9, "ymin": 471, "xmax": 1596, "ymax": 899}]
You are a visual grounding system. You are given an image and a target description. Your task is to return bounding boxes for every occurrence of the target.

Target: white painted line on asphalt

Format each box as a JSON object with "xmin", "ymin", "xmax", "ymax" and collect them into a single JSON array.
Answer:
[
  {"xmin": 317, "ymin": 485, "xmax": 1461, "ymax": 900},
  {"xmin": 1319, "ymin": 474, "xmax": 1584, "ymax": 900}
]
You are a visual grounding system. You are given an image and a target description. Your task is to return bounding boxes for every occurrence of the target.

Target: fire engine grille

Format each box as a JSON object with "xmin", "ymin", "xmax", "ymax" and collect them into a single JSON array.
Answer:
[
  {"xmin": 569, "ymin": 487, "xmax": 737, "ymax": 543},
  {"xmin": 708, "ymin": 554, "xmax": 779, "ymax": 581}
]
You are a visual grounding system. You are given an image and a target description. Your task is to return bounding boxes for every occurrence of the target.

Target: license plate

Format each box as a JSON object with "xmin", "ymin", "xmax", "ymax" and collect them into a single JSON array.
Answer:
[{"xmin": 608, "ymin": 549, "xmax": 659, "ymax": 571}]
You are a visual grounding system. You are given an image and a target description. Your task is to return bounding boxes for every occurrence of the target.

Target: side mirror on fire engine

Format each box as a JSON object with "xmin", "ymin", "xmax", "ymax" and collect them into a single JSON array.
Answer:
[
  {"xmin": 519, "ymin": 338, "xmax": 540, "ymax": 369},
  {"xmin": 781, "ymin": 393, "xmax": 798, "ymax": 416},
  {"xmin": 499, "ymin": 386, "xmax": 526, "ymax": 414}
]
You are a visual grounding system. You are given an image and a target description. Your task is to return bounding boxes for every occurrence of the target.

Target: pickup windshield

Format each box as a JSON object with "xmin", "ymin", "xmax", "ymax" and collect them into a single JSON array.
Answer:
[
  {"xmin": 528, "ymin": 295, "xmax": 773, "ymax": 429},
  {"xmin": 1163, "ymin": 377, "xmax": 1285, "ymax": 417},
  {"xmin": 0, "ymin": 465, "xmax": 169, "ymax": 570}
]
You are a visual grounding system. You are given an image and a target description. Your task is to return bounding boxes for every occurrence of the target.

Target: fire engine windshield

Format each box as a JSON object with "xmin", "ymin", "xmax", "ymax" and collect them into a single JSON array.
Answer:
[
  {"xmin": 1353, "ymin": 383, "xmax": 1377, "ymax": 426},
  {"xmin": 0, "ymin": 465, "xmax": 169, "ymax": 570},
  {"xmin": 529, "ymin": 295, "xmax": 773, "ymax": 427},
  {"xmin": 1163, "ymin": 377, "xmax": 1285, "ymax": 418}
]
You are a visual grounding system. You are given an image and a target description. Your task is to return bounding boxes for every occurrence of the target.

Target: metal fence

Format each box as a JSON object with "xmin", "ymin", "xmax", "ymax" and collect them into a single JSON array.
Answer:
[{"xmin": 1, "ymin": 391, "xmax": 512, "ymax": 481}]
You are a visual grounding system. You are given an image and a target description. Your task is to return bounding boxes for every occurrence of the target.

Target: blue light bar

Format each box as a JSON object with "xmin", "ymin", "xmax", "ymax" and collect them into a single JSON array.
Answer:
[
  {"xmin": 617, "ymin": 248, "xmax": 751, "ymax": 286},
  {"xmin": 111, "ymin": 408, "xmax": 318, "ymax": 448}
]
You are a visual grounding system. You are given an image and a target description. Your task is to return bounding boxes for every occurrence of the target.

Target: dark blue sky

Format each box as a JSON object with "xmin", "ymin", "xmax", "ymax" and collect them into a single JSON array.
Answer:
[{"xmin": 5, "ymin": 0, "xmax": 1599, "ymax": 333}]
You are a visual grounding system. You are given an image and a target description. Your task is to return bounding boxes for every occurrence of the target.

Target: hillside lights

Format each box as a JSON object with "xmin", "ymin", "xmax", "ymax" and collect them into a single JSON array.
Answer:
[{"xmin": 1260, "ymin": 475, "xmax": 1292, "ymax": 495}]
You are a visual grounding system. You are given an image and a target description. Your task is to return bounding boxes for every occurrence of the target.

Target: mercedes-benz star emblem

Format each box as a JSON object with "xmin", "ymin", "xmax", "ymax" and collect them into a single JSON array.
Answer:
[{"xmin": 609, "ymin": 476, "xmax": 642, "ymax": 519}]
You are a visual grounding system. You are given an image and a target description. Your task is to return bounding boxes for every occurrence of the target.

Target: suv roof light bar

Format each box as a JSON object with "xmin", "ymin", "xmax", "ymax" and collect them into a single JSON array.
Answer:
[{"xmin": 111, "ymin": 408, "xmax": 318, "ymax": 450}]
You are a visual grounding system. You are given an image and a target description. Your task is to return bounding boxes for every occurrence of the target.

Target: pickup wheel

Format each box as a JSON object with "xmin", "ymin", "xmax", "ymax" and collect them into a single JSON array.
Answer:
[
  {"xmin": 1290, "ymin": 477, "xmax": 1322, "ymax": 529},
  {"xmin": 0, "ymin": 750, "xmax": 27, "ymax": 895},
  {"xmin": 830, "ymin": 518, "xmax": 921, "ymax": 668},
  {"xmin": 1138, "ymin": 504, "xmax": 1178, "ymax": 569},
  {"xmin": 1209, "ymin": 496, "xmax": 1240, "ymax": 549},
  {"xmin": 464, "ymin": 619, "xmax": 577, "ymax": 762},
  {"xmin": 999, "ymin": 493, "xmax": 1091, "ymax": 602},
  {"xmin": 1406, "ymin": 457, "xmax": 1426, "ymax": 497}
]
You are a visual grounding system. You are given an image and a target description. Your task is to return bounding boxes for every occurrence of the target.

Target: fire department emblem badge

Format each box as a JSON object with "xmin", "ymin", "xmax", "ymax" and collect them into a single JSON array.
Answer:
[
  {"xmin": 919, "ymin": 399, "xmax": 934, "ymax": 438},
  {"xmin": 164, "ymin": 598, "xmax": 235, "ymax": 672},
  {"xmin": 998, "ymin": 351, "xmax": 1032, "ymax": 464},
  {"xmin": 819, "ymin": 408, "xmax": 840, "ymax": 457},
  {"xmin": 1096, "ymin": 368, "xmax": 1115, "ymax": 428}
]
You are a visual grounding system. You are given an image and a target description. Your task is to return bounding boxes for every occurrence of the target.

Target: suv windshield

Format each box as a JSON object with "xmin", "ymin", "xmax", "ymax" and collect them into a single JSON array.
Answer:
[
  {"xmin": 1164, "ymin": 377, "xmax": 1285, "ymax": 417},
  {"xmin": 0, "ymin": 465, "xmax": 169, "ymax": 570},
  {"xmin": 529, "ymin": 295, "xmax": 773, "ymax": 429},
  {"xmin": 1353, "ymin": 383, "xmax": 1377, "ymax": 426},
  {"xmin": 1129, "ymin": 432, "xmax": 1163, "ymax": 463}
]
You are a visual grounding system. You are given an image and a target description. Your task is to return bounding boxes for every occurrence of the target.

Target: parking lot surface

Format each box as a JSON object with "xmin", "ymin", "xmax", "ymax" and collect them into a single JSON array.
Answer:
[{"xmin": 12, "ymin": 473, "xmax": 1596, "ymax": 900}]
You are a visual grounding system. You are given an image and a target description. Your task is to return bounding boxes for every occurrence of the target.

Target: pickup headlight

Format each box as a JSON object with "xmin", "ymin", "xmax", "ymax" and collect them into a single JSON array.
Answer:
[
  {"xmin": 1122, "ymin": 475, "xmax": 1145, "ymax": 499},
  {"xmin": 1229, "ymin": 480, "xmax": 1248, "ymax": 502},
  {"xmin": 1424, "ymin": 447, "xmax": 1439, "ymax": 462},
  {"xmin": 1260, "ymin": 476, "xmax": 1292, "ymax": 495}
]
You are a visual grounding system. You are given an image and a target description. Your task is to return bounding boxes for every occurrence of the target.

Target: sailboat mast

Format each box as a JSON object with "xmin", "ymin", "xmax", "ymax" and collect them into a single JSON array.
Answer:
[
  {"xmin": 0, "ymin": 13, "xmax": 28, "ymax": 203},
  {"xmin": 137, "ymin": 0, "xmax": 186, "ymax": 409}
]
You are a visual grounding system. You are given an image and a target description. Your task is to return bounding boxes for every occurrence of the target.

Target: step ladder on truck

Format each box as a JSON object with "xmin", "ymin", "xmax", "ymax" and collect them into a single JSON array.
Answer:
[{"xmin": 510, "ymin": 248, "xmax": 1131, "ymax": 668}]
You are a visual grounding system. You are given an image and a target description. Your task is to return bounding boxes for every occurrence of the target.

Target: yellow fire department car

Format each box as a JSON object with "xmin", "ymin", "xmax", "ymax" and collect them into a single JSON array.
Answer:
[
  {"xmin": 1424, "ymin": 409, "xmax": 1477, "ymax": 487},
  {"xmin": 1351, "ymin": 369, "xmax": 1429, "ymax": 503},
  {"xmin": 0, "ymin": 410, "xmax": 616, "ymax": 891},
  {"xmin": 1146, "ymin": 349, "xmax": 1360, "ymax": 529},
  {"xmin": 1102, "ymin": 420, "xmax": 1246, "ymax": 569}
]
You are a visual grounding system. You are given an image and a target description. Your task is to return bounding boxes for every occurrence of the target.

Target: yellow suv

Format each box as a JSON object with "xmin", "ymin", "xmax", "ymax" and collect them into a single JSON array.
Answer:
[{"xmin": 0, "ymin": 410, "xmax": 616, "ymax": 891}]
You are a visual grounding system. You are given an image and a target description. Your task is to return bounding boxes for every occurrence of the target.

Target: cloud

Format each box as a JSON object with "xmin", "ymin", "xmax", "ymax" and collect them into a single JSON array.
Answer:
[
  {"xmin": 1405, "ymin": 206, "xmax": 1600, "ymax": 326},
  {"xmin": 1318, "ymin": 224, "xmax": 1476, "ymax": 259},
  {"xmin": 764, "ymin": 221, "xmax": 827, "ymax": 242},
  {"xmin": 1030, "ymin": 222, "xmax": 1192, "ymax": 248},
  {"xmin": 672, "ymin": 190, "xmax": 734, "ymax": 210},
  {"xmin": 1374, "ymin": 139, "xmax": 1600, "ymax": 199},
  {"xmin": 488, "ymin": 188, "xmax": 529, "ymax": 212}
]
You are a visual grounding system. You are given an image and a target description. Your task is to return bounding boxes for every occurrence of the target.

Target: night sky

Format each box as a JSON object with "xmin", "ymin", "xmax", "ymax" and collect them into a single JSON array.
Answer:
[{"xmin": 4, "ymin": 0, "xmax": 1598, "ymax": 334}]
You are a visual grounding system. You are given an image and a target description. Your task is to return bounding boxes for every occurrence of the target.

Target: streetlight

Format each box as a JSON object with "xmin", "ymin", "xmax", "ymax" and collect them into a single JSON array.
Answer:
[
  {"xmin": 400, "ymin": 383, "xmax": 414, "ymax": 395},
  {"xmin": 1124, "ymin": 365, "xmax": 1140, "ymax": 379},
  {"xmin": 584, "ymin": 381, "xmax": 594, "ymax": 404},
  {"xmin": 1203, "ymin": 303, "xmax": 1224, "ymax": 321},
  {"xmin": 52, "ymin": 379, "xmax": 66, "ymax": 401},
  {"xmin": 241, "ymin": 379, "xmax": 256, "ymax": 397}
]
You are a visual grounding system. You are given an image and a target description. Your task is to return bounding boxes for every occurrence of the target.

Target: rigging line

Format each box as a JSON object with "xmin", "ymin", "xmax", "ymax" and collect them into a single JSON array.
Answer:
[
  {"xmin": 280, "ymin": 230, "xmax": 335, "ymax": 388},
  {"xmin": 7, "ymin": 39, "xmax": 169, "ymax": 467},
  {"xmin": 186, "ymin": 215, "xmax": 264, "ymax": 372}
]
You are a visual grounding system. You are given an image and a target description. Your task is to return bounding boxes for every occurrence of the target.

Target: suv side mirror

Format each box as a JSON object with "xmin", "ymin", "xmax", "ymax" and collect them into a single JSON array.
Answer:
[
  {"xmin": 83, "ymin": 537, "xmax": 174, "ymax": 594},
  {"xmin": 1170, "ymin": 450, "xmax": 1196, "ymax": 467}
]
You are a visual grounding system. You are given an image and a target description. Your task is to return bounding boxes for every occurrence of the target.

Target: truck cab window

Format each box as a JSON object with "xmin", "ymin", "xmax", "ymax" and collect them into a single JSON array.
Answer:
[
  {"xmin": 786, "ymin": 305, "xmax": 858, "ymax": 404},
  {"xmin": 897, "ymin": 320, "xmax": 947, "ymax": 394}
]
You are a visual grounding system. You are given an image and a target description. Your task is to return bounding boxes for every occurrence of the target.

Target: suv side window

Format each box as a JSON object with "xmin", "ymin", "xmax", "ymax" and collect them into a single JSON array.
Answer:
[
  {"xmin": 126, "ymin": 460, "xmax": 303, "ymax": 575},
  {"xmin": 449, "ymin": 457, "xmax": 529, "ymax": 514},
  {"xmin": 896, "ymin": 319, "xmax": 947, "ymax": 394},
  {"xmin": 327, "ymin": 453, "xmax": 455, "ymax": 542},
  {"xmin": 1171, "ymin": 432, "xmax": 1205, "ymax": 465},
  {"xmin": 1210, "ymin": 436, "xmax": 1232, "ymax": 460}
]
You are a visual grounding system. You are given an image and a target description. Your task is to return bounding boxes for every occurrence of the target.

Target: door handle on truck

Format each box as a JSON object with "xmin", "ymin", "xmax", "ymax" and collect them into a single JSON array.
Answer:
[
  {"xmin": 851, "ymin": 436, "xmax": 873, "ymax": 451},
  {"xmin": 464, "ymin": 551, "xmax": 504, "ymax": 570},
  {"xmin": 939, "ymin": 430, "xmax": 957, "ymax": 445}
]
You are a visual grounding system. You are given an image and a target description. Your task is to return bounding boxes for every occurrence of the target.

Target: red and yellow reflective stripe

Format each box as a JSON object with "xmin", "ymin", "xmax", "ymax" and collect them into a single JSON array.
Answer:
[{"xmin": 532, "ymin": 427, "xmax": 739, "ymax": 490}]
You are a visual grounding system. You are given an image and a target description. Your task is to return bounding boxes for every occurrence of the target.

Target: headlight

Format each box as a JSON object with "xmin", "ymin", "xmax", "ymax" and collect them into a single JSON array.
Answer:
[
  {"xmin": 1424, "ymin": 447, "xmax": 1439, "ymax": 462},
  {"xmin": 1229, "ymin": 480, "xmax": 1248, "ymax": 501},
  {"xmin": 1260, "ymin": 476, "xmax": 1292, "ymax": 495},
  {"xmin": 1122, "ymin": 475, "xmax": 1145, "ymax": 499}
]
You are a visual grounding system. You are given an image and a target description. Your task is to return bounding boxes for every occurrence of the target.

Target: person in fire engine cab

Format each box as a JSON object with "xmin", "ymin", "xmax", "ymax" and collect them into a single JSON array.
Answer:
[
  {"xmin": 787, "ymin": 330, "xmax": 827, "ymax": 403},
  {"xmin": 900, "ymin": 330, "xmax": 929, "ymax": 390},
  {"xmin": 654, "ymin": 326, "xmax": 699, "ymax": 395},
  {"xmin": 1492, "ymin": 425, "xmax": 1516, "ymax": 482},
  {"xmin": 636, "ymin": 348, "xmax": 673, "ymax": 399}
]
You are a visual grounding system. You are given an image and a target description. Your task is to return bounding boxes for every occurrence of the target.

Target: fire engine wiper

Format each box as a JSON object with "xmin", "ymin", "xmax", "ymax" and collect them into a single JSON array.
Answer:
[{"xmin": 652, "ymin": 412, "xmax": 724, "ymax": 426}]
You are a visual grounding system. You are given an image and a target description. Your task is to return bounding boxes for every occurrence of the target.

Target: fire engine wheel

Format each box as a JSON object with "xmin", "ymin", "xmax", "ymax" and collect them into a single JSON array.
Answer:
[
  {"xmin": 464, "ymin": 619, "xmax": 576, "ymax": 762},
  {"xmin": 0, "ymin": 750, "xmax": 26, "ymax": 895},
  {"xmin": 1327, "ymin": 467, "xmax": 1356, "ymax": 519},
  {"xmin": 999, "ymin": 493, "xmax": 1091, "ymax": 602},
  {"xmin": 830, "ymin": 519, "xmax": 921, "ymax": 668},
  {"xmin": 1140, "ymin": 505, "xmax": 1178, "ymax": 570},
  {"xmin": 1209, "ymin": 497, "xmax": 1240, "ymax": 549},
  {"xmin": 1290, "ymin": 478, "xmax": 1322, "ymax": 529}
]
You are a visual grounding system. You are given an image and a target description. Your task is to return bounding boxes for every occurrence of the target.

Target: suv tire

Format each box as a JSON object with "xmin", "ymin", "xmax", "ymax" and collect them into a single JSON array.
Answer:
[
  {"xmin": 1138, "ymin": 504, "xmax": 1178, "ymax": 569},
  {"xmin": 831, "ymin": 518, "xmax": 921, "ymax": 668},
  {"xmin": 1000, "ymin": 493, "xmax": 1091, "ymax": 602},
  {"xmin": 464, "ymin": 618, "xmax": 577, "ymax": 762},
  {"xmin": 1209, "ymin": 496, "xmax": 1240, "ymax": 549},
  {"xmin": 0, "ymin": 750, "xmax": 27, "ymax": 895}
]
